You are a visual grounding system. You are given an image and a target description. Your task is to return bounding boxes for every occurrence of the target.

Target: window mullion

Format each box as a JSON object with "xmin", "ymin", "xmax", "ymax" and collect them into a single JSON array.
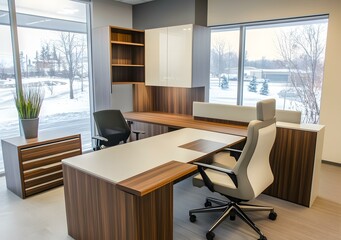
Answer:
[
  {"xmin": 7, "ymin": 0, "xmax": 22, "ymax": 94},
  {"xmin": 237, "ymin": 26, "xmax": 246, "ymax": 105}
]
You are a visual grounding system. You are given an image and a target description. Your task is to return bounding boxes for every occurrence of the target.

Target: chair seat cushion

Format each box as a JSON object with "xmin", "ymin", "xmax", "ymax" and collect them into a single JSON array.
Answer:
[
  {"xmin": 193, "ymin": 151, "xmax": 239, "ymax": 196},
  {"xmin": 212, "ymin": 151, "xmax": 237, "ymax": 169},
  {"xmin": 193, "ymin": 168, "xmax": 237, "ymax": 193}
]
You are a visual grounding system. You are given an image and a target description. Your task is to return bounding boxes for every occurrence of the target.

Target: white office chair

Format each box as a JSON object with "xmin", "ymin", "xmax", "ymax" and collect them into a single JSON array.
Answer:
[{"xmin": 189, "ymin": 99, "xmax": 277, "ymax": 240}]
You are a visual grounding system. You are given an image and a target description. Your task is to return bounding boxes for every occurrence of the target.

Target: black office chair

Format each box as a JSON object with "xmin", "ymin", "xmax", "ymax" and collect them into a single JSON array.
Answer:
[{"xmin": 92, "ymin": 109, "xmax": 144, "ymax": 150}]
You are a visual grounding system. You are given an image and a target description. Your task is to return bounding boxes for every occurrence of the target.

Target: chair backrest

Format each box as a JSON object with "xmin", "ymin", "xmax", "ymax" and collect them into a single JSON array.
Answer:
[
  {"xmin": 233, "ymin": 99, "xmax": 277, "ymax": 200},
  {"xmin": 93, "ymin": 110, "xmax": 131, "ymax": 147}
]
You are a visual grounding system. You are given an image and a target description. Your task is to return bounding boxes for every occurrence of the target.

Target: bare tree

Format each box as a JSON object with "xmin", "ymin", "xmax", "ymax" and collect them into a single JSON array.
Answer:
[
  {"xmin": 277, "ymin": 25, "xmax": 326, "ymax": 123},
  {"xmin": 211, "ymin": 37, "xmax": 227, "ymax": 77},
  {"xmin": 0, "ymin": 62, "xmax": 6, "ymax": 80},
  {"xmin": 55, "ymin": 32, "xmax": 86, "ymax": 99},
  {"xmin": 211, "ymin": 37, "xmax": 238, "ymax": 88}
]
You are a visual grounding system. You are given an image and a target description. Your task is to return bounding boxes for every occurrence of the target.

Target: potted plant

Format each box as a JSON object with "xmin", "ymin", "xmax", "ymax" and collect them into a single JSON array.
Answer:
[{"xmin": 14, "ymin": 85, "xmax": 44, "ymax": 139}]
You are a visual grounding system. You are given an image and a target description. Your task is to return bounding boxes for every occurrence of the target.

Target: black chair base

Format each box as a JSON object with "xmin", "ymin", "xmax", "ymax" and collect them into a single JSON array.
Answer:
[{"xmin": 189, "ymin": 197, "xmax": 276, "ymax": 240}]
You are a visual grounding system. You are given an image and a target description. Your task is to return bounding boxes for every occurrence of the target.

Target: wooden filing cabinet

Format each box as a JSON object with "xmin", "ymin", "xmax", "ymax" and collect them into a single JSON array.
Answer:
[{"xmin": 1, "ymin": 134, "xmax": 82, "ymax": 198}]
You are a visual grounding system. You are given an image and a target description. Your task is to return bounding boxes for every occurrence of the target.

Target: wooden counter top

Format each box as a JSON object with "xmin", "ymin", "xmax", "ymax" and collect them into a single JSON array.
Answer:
[
  {"xmin": 117, "ymin": 161, "xmax": 197, "ymax": 196},
  {"xmin": 123, "ymin": 112, "xmax": 248, "ymax": 137}
]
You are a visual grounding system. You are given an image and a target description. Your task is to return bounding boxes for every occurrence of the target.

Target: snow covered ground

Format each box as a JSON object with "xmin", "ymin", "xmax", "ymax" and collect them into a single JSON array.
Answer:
[{"xmin": 209, "ymin": 78, "xmax": 302, "ymax": 111}]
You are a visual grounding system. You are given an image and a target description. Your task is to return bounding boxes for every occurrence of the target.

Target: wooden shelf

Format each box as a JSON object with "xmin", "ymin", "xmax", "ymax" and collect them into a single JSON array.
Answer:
[
  {"xmin": 111, "ymin": 41, "xmax": 144, "ymax": 47},
  {"xmin": 112, "ymin": 64, "xmax": 144, "ymax": 67},
  {"xmin": 110, "ymin": 26, "xmax": 145, "ymax": 84},
  {"xmin": 112, "ymin": 81, "xmax": 145, "ymax": 85}
]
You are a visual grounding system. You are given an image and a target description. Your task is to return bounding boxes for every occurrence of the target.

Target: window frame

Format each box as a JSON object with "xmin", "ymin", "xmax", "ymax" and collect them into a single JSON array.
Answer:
[{"xmin": 210, "ymin": 14, "xmax": 329, "ymax": 107}]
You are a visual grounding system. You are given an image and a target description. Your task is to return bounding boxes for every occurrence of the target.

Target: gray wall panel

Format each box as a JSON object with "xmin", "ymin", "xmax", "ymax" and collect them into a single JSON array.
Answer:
[{"xmin": 133, "ymin": 0, "xmax": 207, "ymax": 29}]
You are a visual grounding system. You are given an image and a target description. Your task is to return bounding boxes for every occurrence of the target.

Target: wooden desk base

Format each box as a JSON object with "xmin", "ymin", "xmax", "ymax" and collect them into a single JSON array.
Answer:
[{"xmin": 63, "ymin": 161, "xmax": 197, "ymax": 240}]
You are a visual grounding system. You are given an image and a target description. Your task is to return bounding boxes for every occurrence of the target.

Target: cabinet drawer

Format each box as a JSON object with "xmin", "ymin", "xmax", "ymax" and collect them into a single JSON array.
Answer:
[
  {"xmin": 20, "ymin": 138, "xmax": 81, "ymax": 162},
  {"xmin": 24, "ymin": 171, "xmax": 63, "ymax": 189},
  {"xmin": 24, "ymin": 164, "xmax": 62, "ymax": 180},
  {"xmin": 25, "ymin": 178, "xmax": 64, "ymax": 197},
  {"xmin": 22, "ymin": 150, "xmax": 81, "ymax": 171}
]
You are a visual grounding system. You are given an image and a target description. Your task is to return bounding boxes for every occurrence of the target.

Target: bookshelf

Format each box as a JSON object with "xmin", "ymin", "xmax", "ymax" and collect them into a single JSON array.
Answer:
[{"xmin": 110, "ymin": 27, "xmax": 145, "ymax": 84}]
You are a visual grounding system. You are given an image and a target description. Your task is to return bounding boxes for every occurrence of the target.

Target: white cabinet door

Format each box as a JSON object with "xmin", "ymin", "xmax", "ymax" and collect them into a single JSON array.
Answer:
[
  {"xmin": 145, "ymin": 27, "xmax": 168, "ymax": 86},
  {"xmin": 167, "ymin": 25, "xmax": 193, "ymax": 88},
  {"xmin": 145, "ymin": 24, "xmax": 209, "ymax": 88}
]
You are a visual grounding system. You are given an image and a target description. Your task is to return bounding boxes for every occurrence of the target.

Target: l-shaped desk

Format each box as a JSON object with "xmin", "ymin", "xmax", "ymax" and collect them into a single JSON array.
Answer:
[
  {"xmin": 62, "ymin": 111, "xmax": 324, "ymax": 240},
  {"xmin": 123, "ymin": 111, "xmax": 325, "ymax": 208},
  {"xmin": 62, "ymin": 128, "xmax": 244, "ymax": 240}
]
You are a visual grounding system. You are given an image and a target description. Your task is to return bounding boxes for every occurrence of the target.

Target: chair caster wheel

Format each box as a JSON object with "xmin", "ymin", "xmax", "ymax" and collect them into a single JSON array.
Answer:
[
  {"xmin": 269, "ymin": 211, "xmax": 277, "ymax": 220},
  {"xmin": 205, "ymin": 200, "xmax": 212, "ymax": 207},
  {"xmin": 230, "ymin": 214, "xmax": 236, "ymax": 221},
  {"xmin": 189, "ymin": 214, "xmax": 196, "ymax": 222},
  {"xmin": 206, "ymin": 231, "xmax": 215, "ymax": 240},
  {"xmin": 259, "ymin": 235, "xmax": 267, "ymax": 240}
]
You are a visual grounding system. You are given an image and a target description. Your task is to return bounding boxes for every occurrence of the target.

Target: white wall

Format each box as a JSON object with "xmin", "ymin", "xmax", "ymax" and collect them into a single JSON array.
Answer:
[
  {"xmin": 91, "ymin": 0, "xmax": 134, "ymax": 112},
  {"xmin": 208, "ymin": 0, "xmax": 341, "ymax": 164}
]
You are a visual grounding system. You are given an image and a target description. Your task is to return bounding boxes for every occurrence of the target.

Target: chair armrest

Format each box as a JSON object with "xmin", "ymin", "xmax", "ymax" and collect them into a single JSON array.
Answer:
[
  {"xmin": 194, "ymin": 162, "xmax": 234, "ymax": 174},
  {"xmin": 131, "ymin": 130, "xmax": 145, "ymax": 140},
  {"xmin": 221, "ymin": 147, "xmax": 242, "ymax": 160},
  {"xmin": 92, "ymin": 136, "xmax": 108, "ymax": 151},
  {"xmin": 193, "ymin": 162, "xmax": 238, "ymax": 189},
  {"xmin": 132, "ymin": 130, "xmax": 145, "ymax": 134},
  {"xmin": 224, "ymin": 147, "xmax": 242, "ymax": 153},
  {"xmin": 92, "ymin": 135, "xmax": 108, "ymax": 142}
]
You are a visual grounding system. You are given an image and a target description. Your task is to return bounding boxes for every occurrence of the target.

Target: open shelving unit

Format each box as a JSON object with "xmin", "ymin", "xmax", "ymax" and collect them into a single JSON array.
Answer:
[{"xmin": 110, "ymin": 26, "xmax": 145, "ymax": 84}]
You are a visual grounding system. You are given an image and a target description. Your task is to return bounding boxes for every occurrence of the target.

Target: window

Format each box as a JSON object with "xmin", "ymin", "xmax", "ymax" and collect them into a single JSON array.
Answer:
[
  {"xmin": 0, "ymin": 0, "xmax": 92, "ymax": 173},
  {"xmin": 210, "ymin": 28, "xmax": 239, "ymax": 105},
  {"xmin": 0, "ymin": 0, "xmax": 19, "ymax": 173},
  {"xmin": 209, "ymin": 16, "xmax": 329, "ymax": 123}
]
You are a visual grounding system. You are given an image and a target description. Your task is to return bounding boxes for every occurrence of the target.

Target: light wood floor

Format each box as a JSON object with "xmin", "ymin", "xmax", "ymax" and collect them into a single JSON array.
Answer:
[
  {"xmin": 0, "ymin": 163, "xmax": 340, "ymax": 240},
  {"xmin": 319, "ymin": 163, "xmax": 341, "ymax": 204}
]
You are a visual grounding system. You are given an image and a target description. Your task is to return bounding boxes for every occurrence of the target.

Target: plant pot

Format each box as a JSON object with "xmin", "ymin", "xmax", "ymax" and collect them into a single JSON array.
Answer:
[{"xmin": 20, "ymin": 118, "xmax": 39, "ymax": 139}]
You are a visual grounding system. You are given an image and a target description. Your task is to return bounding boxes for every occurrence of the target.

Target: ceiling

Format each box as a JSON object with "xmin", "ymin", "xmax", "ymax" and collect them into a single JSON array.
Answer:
[{"xmin": 115, "ymin": 0, "xmax": 155, "ymax": 5}]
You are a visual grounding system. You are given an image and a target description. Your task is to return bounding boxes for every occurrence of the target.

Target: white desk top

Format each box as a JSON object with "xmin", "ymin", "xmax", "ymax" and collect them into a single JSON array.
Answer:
[
  {"xmin": 62, "ymin": 128, "xmax": 244, "ymax": 184},
  {"xmin": 277, "ymin": 121, "xmax": 325, "ymax": 132}
]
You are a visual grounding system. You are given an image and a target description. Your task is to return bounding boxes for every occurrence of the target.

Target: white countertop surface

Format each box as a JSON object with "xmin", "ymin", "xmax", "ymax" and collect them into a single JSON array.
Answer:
[
  {"xmin": 62, "ymin": 128, "xmax": 244, "ymax": 184},
  {"xmin": 277, "ymin": 121, "xmax": 325, "ymax": 132}
]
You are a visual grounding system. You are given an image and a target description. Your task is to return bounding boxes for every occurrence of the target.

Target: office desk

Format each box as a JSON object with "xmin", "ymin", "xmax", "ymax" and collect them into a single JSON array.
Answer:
[
  {"xmin": 123, "ymin": 111, "xmax": 325, "ymax": 207},
  {"xmin": 62, "ymin": 128, "xmax": 244, "ymax": 240}
]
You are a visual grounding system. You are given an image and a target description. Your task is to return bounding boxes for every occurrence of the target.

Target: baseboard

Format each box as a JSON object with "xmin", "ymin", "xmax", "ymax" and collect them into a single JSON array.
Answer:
[{"xmin": 322, "ymin": 160, "xmax": 341, "ymax": 167}]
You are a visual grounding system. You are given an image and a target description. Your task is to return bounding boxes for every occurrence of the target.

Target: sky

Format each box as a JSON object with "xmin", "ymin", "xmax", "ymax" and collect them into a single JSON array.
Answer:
[
  {"xmin": 0, "ymin": 26, "xmax": 62, "ymax": 67},
  {"xmin": 0, "ymin": 0, "xmax": 86, "ymax": 67},
  {"xmin": 211, "ymin": 21, "xmax": 328, "ymax": 61},
  {"xmin": 212, "ymin": 27, "xmax": 287, "ymax": 61}
]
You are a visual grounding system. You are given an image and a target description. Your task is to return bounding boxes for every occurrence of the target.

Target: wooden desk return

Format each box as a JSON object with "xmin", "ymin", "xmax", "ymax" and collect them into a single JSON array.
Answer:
[{"xmin": 62, "ymin": 128, "xmax": 244, "ymax": 240}]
